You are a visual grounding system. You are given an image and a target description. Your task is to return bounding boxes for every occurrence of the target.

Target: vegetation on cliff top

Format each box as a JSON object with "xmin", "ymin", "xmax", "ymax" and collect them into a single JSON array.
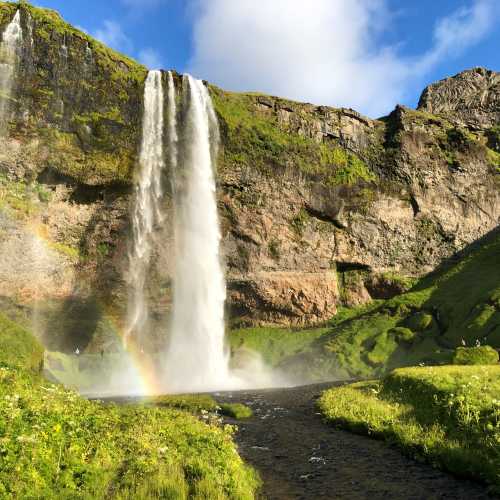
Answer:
[
  {"xmin": 11, "ymin": 2, "xmax": 147, "ymax": 84},
  {"xmin": 211, "ymin": 87, "xmax": 376, "ymax": 187},
  {"xmin": 0, "ymin": 318, "xmax": 259, "ymax": 499},
  {"xmin": 319, "ymin": 366, "xmax": 500, "ymax": 492},
  {"xmin": 0, "ymin": 1, "xmax": 147, "ymax": 186}
]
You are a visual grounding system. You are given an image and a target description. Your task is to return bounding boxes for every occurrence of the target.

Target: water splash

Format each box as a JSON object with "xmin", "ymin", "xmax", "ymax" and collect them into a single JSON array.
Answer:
[
  {"xmin": 0, "ymin": 10, "xmax": 22, "ymax": 130},
  {"xmin": 164, "ymin": 75, "xmax": 229, "ymax": 392},
  {"xmin": 125, "ymin": 70, "xmax": 165, "ymax": 345}
]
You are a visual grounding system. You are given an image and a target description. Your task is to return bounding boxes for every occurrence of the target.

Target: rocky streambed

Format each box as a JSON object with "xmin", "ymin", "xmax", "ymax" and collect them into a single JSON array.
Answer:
[{"xmin": 214, "ymin": 383, "xmax": 491, "ymax": 500}]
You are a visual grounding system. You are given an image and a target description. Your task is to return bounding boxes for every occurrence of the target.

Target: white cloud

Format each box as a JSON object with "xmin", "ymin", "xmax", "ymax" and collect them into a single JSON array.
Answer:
[
  {"xmin": 93, "ymin": 20, "xmax": 132, "ymax": 53},
  {"xmin": 87, "ymin": 21, "xmax": 164, "ymax": 70},
  {"xmin": 138, "ymin": 48, "xmax": 164, "ymax": 69},
  {"xmin": 417, "ymin": 0, "xmax": 496, "ymax": 72},
  {"xmin": 188, "ymin": 0, "xmax": 497, "ymax": 117}
]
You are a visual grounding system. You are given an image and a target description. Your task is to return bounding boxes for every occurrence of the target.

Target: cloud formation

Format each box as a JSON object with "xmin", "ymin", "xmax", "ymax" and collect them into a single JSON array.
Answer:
[
  {"xmin": 189, "ymin": 0, "xmax": 497, "ymax": 117},
  {"xmin": 93, "ymin": 20, "xmax": 132, "ymax": 52},
  {"xmin": 417, "ymin": 0, "xmax": 495, "ymax": 71},
  {"xmin": 92, "ymin": 20, "xmax": 165, "ymax": 70},
  {"xmin": 138, "ymin": 48, "xmax": 164, "ymax": 69}
]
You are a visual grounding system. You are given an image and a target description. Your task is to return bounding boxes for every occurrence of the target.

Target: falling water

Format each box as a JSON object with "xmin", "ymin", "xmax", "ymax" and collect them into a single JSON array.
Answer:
[
  {"xmin": 167, "ymin": 71, "xmax": 178, "ymax": 169},
  {"xmin": 125, "ymin": 70, "xmax": 165, "ymax": 346},
  {"xmin": 0, "ymin": 10, "xmax": 22, "ymax": 130},
  {"xmin": 164, "ymin": 75, "xmax": 230, "ymax": 392}
]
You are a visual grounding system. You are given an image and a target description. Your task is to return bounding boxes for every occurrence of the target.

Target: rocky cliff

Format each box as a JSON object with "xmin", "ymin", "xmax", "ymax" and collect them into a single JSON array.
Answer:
[
  {"xmin": 214, "ymin": 81, "xmax": 499, "ymax": 326},
  {"xmin": 0, "ymin": 3, "xmax": 498, "ymax": 351},
  {"xmin": 418, "ymin": 67, "xmax": 500, "ymax": 129}
]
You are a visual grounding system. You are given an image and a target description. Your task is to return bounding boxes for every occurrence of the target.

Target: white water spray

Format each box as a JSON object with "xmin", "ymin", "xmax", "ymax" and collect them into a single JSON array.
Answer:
[
  {"xmin": 164, "ymin": 75, "xmax": 230, "ymax": 392},
  {"xmin": 0, "ymin": 10, "xmax": 22, "ymax": 130},
  {"xmin": 125, "ymin": 70, "xmax": 165, "ymax": 346}
]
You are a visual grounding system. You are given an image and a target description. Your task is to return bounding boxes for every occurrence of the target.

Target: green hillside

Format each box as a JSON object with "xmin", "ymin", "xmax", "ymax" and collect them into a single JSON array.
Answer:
[
  {"xmin": 231, "ymin": 227, "xmax": 500, "ymax": 380},
  {"xmin": 0, "ymin": 316, "xmax": 259, "ymax": 499}
]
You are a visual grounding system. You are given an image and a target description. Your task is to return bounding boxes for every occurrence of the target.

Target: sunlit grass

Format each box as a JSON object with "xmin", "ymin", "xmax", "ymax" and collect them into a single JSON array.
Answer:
[
  {"xmin": 0, "ymin": 318, "xmax": 260, "ymax": 499},
  {"xmin": 319, "ymin": 366, "xmax": 500, "ymax": 492}
]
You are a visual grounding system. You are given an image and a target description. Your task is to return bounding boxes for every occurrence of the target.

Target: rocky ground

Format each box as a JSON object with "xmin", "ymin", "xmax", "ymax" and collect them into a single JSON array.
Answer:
[{"xmin": 215, "ymin": 383, "xmax": 491, "ymax": 500}]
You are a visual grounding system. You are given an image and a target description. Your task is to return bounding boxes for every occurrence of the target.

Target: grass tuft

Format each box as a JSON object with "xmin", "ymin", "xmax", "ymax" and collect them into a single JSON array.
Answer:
[
  {"xmin": 220, "ymin": 403, "xmax": 253, "ymax": 420},
  {"xmin": 452, "ymin": 346, "xmax": 499, "ymax": 366}
]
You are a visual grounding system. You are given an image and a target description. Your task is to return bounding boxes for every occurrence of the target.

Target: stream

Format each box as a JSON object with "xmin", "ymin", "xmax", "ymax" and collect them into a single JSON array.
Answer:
[{"xmin": 213, "ymin": 383, "xmax": 491, "ymax": 500}]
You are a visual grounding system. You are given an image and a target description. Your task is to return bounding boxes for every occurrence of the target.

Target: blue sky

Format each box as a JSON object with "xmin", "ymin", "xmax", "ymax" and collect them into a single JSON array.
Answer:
[{"xmin": 27, "ymin": 0, "xmax": 500, "ymax": 117}]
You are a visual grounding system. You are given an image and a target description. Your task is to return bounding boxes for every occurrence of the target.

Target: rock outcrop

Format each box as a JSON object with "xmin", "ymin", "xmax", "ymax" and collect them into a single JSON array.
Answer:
[
  {"xmin": 0, "ymin": 3, "xmax": 498, "ymax": 348},
  {"xmin": 418, "ymin": 67, "xmax": 500, "ymax": 129}
]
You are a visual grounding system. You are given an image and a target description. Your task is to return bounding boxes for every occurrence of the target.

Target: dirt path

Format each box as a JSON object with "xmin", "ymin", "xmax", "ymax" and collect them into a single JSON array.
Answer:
[{"xmin": 214, "ymin": 383, "xmax": 491, "ymax": 500}]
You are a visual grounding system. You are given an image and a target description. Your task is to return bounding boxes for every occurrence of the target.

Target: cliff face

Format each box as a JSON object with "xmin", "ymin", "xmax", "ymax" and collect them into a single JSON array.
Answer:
[
  {"xmin": 0, "ymin": 3, "xmax": 148, "ymax": 350},
  {"xmin": 213, "ymin": 90, "xmax": 499, "ymax": 325},
  {"xmin": 0, "ymin": 3, "xmax": 498, "ymax": 350}
]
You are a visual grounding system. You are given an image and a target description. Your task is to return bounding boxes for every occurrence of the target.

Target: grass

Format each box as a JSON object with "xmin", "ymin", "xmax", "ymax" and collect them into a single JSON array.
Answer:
[
  {"xmin": 147, "ymin": 394, "xmax": 219, "ymax": 414},
  {"xmin": 219, "ymin": 403, "xmax": 253, "ymax": 420},
  {"xmin": 0, "ymin": 319, "xmax": 260, "ymax": 499},
  {"xmin": 0, "ymin": 313, "xmax": 44, "ymax": 371},
  {"xmin": 453, "ymin": 346, "xmax": 499, "ymax": 365},
  {"xmin": 319, "ymin": 365, "xmax": 500, "ymax": 492},
  {"xmin": 229, "ymin": 325, "xmax": 331, "ymax": 367}
]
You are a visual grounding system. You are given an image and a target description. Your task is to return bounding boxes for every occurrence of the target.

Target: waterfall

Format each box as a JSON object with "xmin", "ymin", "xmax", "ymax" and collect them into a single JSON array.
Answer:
[
  {"xmin": 123, "ymin": 71, "xmax": 278, "ymax": 394},
  {"xmin": 0, "ymin": 10, "xmax": 22, "ymax": 130},
  {"xmin": 164, "ymin": 75, "xmax": 229, "ymax": 392},
  {"xmin": 167, "ymin": 71, "xmax": 178, "ymax": 169},
  {"xmin": 125, "ymin": 70, "xmax": 165, "ymax": 345}
]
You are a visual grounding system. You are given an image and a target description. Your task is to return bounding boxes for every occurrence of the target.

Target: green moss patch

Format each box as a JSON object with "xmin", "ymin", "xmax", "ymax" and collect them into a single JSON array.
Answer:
[
  {"xmin": 0, "ymin": 313, "xmax": 43, "ymax": 371},
  {"xmin": 453, "ymin": 346, "xmax": 499, "ymax": 366},
  {"xmin": 0, "ymin": 174, "xmax": 47, "ymax": 219},
  {"xmin": 220, "ymin": 403, "xmax": 253, "ymax": 420},
  {"xmin": 229, "ymin": 326, "xmax": 331, "ymax": 367},
  {"xmin": 319, "ymin": 366, "xmax": 500, "ymax": 491},
  {"xmin": 211, "ymin": 87, "xmax": 376, "ymax": 187},
  {"xmin": 147, "ymin": 394, "xmax": 218, "ymax": 414}
]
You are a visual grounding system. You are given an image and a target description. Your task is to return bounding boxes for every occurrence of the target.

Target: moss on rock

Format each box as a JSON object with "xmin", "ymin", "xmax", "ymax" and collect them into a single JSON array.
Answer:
[
  {"xmin": 0, "ymin": 313, "xmax": 43, "ymax": 371},
  {"xmin": 211, "ymin": 86, "xmax": 378, "ymax": 187},
  {"xmin": 0, "ymin": 1, "xmax": 147, "ymax": 186}
]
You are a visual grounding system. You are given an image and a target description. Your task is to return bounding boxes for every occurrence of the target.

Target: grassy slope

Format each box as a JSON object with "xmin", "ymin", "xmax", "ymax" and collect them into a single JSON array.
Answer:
[
  {"xmin": 319, "ymin": 366, "xmax": 500, "ymax": 492},
  {"xmin": 229, "ymin": 229, "xmax": 500, "ymax": 380},
  {"xmin": 0, "ymin": 315, "xmax": 259, "ymax": 499}
]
